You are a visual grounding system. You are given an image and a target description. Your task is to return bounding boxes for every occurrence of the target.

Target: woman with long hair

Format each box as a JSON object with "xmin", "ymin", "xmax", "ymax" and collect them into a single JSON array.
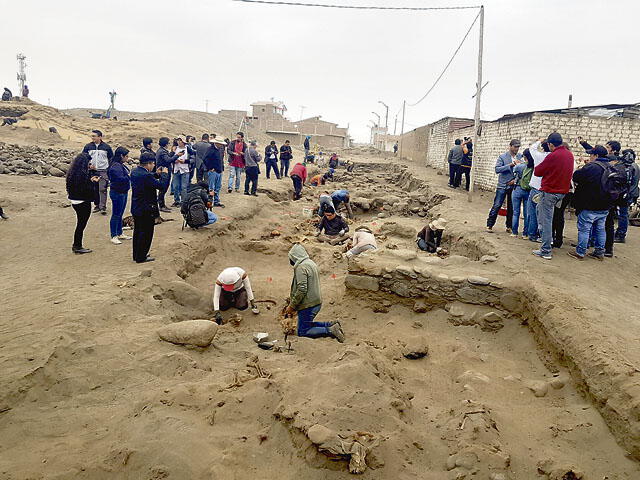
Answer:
[
  {"xmin": 511, "ymin": 148, "xmax": 534, "ymax": 238},
  {"xmin": 66, "ymin": 153, "xmax": 99, "ymax": 254},
  {"xmin": 107, "ymin": 146, "xmax": 131, "ymax": 245}
]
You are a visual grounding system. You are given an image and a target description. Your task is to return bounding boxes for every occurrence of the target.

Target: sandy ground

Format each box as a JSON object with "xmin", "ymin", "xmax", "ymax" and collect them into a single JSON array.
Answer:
[{"xmin": 1, "ymin": 150, "xmax": 640, "ymax": 479}]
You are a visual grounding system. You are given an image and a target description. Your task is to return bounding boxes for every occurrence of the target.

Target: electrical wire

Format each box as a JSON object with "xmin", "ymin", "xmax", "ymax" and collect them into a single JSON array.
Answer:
[
  {"xmin": 407, "ymin": 8, "xmax": 481, "ymax": 106},
  {"xmin": 233, "ymin": 0, "xmax": 480, "ymax": 10}
]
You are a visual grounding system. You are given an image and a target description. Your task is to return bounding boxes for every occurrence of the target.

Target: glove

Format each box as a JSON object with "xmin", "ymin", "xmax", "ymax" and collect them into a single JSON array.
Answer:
[
  {"xmin": 338, "ymin": 229, "xmax": 345, "ymax": 236},
  {"xmin": 214, "ymin": 311, "xmax": 223, "ymax": 325}
]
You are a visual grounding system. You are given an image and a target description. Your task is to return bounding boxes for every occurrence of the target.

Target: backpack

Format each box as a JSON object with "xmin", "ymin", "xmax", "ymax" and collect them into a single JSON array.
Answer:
[
  {"xmin": 594, "ymin": 160, "xmax": 628, "ymax": 202},
  {"xmin": 519, "ymin": 167, "xmax": 533, "ymax": 191},
  {"xmin": 181, "ymin": 190, "xmax": 208, "ymax": 228}
]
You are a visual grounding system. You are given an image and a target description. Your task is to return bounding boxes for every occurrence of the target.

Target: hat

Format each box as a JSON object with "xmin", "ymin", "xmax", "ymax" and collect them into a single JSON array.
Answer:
[
  {"xmin": 429, "ymin": 218, "xmax": 448, "ymax": 230},
  {"xmin": 509, "ymin": 139, "xmax": 521, "ymax": 147},
  {"xmin": 586, "ymin": 145, "xmax": 608, "ymax": 157},
  {"xmin": 217, "ymin": 268, "xmax": 242, "ymax": 291},
  {"xmin": 355, "ymin": 226, "xmax": 372, "ymax": 233},
  {"xmin": 212, "ymin": 138, "xmax": 227, "ymax": 146},
  {"xmin": 250, "ymin": 140, "xmax": 257, "ymax": 146},
  {"xmin": 547, "ymin": 132, "xmax": 563, "ymax": 146}
]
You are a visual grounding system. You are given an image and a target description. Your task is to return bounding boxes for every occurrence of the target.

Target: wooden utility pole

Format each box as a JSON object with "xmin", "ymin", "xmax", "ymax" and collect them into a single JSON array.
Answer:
[
  {"xmin": 468, "ymin": 5, "xmax": 484, "ymax": 202},
  {"xmin": 399, "ymin": 100, "xmax": 406, "ymax": 159}
]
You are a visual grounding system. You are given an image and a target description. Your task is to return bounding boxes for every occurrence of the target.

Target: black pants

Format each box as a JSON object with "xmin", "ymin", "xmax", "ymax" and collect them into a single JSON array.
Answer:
[
  {"xmin": 455, "ymin": 167, "xmax": 471, "ymax": 190},
  {"xmin": 552, "ymin": 193, "xmax": 572, "ymax": 247},
  {"xmin": 158, "ymin": 172, "xmax": 171, "ymax": 208},
  {"xmin": 280, "ymin": 159, "xmax": 290, "ymax": 177},
  {"xmin": 132, "ymin": 214, "xmax": 155, "ymax": 262},
  {"xmin": 605, "ymin": 207, "xmax": 615, "ymax": 254},
  {"xmin": 266, "ymin": 159, "xmax": 280, "ymax": 179},
  {"xmin": 196, "ymin": 167, "xmax": 206, "ymax": 183},
  {"xmin": 291, "ymin": 174, "xmax": 303, "ymax": 200},
  {"xmin": 220, "ymin": 288, "xmax": 249, "ymax": 311},
  {"xmin": 244, "ymin": 166, "xmax": 259, "ymax": 194},
  {"xmin": 448, "ymin": 163, "xmax": 459, "ymax": 186},
  {"xmin": 72, "ymin": 202, "xmax": 91, "ymax": 248}
]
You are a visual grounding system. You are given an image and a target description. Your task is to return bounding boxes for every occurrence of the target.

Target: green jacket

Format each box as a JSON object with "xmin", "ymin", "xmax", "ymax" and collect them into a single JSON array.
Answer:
[{"xmin": 288, "ymin": 244, "xmax": 322, "ymax": 310}]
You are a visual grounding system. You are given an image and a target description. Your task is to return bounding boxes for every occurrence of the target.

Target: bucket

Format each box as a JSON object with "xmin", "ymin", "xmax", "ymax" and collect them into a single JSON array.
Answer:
[
  {"xmin": 302, "ymin": 208, "xmax": 313, "ymax": 218},
  {"xmin": 498, "ymin": 207, "xmax": 507, "ymax": 217}
]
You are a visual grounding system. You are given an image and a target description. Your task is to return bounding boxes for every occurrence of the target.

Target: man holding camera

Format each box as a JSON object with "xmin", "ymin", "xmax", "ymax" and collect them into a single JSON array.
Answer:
[{"xmin": 486, "ymin": 139, "xmax": 521, "ymax": 233}]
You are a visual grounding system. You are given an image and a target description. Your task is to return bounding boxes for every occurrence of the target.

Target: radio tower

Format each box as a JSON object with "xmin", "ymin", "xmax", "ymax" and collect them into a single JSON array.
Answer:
[{"xmin": 17, "ymin": 54, "xmax": 27, "ymax": 94}]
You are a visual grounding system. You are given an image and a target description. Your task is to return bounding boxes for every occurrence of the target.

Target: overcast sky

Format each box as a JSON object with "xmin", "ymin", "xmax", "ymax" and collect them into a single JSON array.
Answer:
[{"xmin": 1, "ymin": 0, "xmax": 638, "ymax": 143}]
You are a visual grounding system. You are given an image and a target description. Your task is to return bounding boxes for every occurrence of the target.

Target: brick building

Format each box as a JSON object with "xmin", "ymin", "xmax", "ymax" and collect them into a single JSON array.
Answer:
[{"xmin": 398, "ymin": 103, "xmax": 640, "ymax": 191}]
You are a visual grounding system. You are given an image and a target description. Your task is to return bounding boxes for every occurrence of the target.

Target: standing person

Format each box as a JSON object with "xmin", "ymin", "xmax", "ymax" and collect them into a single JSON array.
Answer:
[
  {"xmin": 193, "ymin": 134, "xmax": 212, "ymax": 183},
  {"xmin": 140, "ymin": 137, "xmax": 155, "ymax": 157},
  {"xmin": 212, "ymin": 267, "xmax": 259, "ymax": 324},
  {"xmin": 227, "ymin": 132, "xmax": 247, "ymax": 193},
  {"xmin": 344, "ymin": 226, "xmax": 377, "ymax": 258},
  {"xmin": 511, "ymin": 149, "xmax": 534, "ymax": 238},
  {"xmin": 316, "ymin": 206, "xmax": 350, "ymax": 245},
  {"xmin": 285, "ymin": 244, "xmax": 345, "ymax": 342},
  {"xmin": 244, "ymin": 141, "xmax": 261, "ymax": 196},
  {"xmin": 447, "ymin": 139, "xmax": 464, "ymax": 188},
  {"xmin": 303, "ymin": 135, "xmax": 311, "ymax": 161},
  {"xmin": 21, "ymin": 85, "xmax": 29, "ymax": 98},
  {"xmin": 66, "ymin": 153, "xmax": 100, "ymax": 254},
  {"xmin": 171, "ymin": 138, "xmax": 190, "ymax": 206},
  {"xmin": 416, "ymin": 217, "xmax": 447, "ymax": 253},
  {"xmin": 458, "ymin": 138, "xmax": 473, "ymax": 190},
  {"xmin": 532, "ymin": 133, "xmax": 574, "ymax": 260},
  {"xmin": 486, "ymin": 139, "xmax": 521, "ymax": 233},
  {"xmin": 131, "ymin": 152, "xmax": 167, "ymax": 263},
  {"xmin": 107, "ymin": 147, "xmax": 131, "ymax": 245},
  {"xmin": 280, "ymin": 140, "xmax": 293, "ymax": 177},
  {"xmin": 203, "ymin": 138, "xmax": 225, "ymax": 207},
  {"xmin": 568, "ymin": 145, "xmax": 614, "ymax": 260},
  {"xmin": 265, "ymin": 141, "xmax": 280, "ymax": 179},
  {"xmin": 615, "ymin": 149, "xmax": 640, "ymax": 243},
  {"xmin": 393, "ymin": 142, "xmax": 399, "ymax": 155},
  {"xmin": 290, "ymin": 162, "xmax": 307, "ymax": 200},
  {"xmin": 82, "ymin": 130, "xmax": 113, "ymax": 215},
  {"xmin": 155, "ymin": 137, "xmax": 180, "ymax": 213}
]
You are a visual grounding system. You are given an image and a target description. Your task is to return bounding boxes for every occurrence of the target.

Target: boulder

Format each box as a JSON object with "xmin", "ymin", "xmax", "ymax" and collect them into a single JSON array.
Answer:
[
  {"xmin": 481, "ymin": 312, "xmax": 504, "ymax": 332},
  {"xmin": 345, "ymin": 274, "xmax": 379, "ymax": 292},
  {"xmin": 467, "ymin": 275, "xmax": 490, "ymax": 286},
  {"xmin": 412, "ymin": 300, "xmax": 429, "ymax": 313},
  {"xmin": 163, "ymin": 280, "xmax": 207, "ymax": 308},
  {"xmin": 524, "ymin": 379, "xmax": 548, "ymax": 398},
  {"xmin": 480, "ymin": 255, "xmax": 497, "ymax": 263},
  {"xmin": 403, "ymin": 338, "xmax": 428, "ymax": 359},
  {"xmin": 49, "ymin": 167, "xmax": 65, "ymax": 177},
  {"xmin": 157, "ymin": 320, "xmax": 218, "ymax": 347}
]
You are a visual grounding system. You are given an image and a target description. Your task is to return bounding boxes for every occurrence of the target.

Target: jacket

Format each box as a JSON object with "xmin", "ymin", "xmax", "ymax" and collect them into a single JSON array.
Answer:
[
  {"xmin": 131, "ymin": 166, "xmax": 164, "ymax": 217},
  {"xmin": 291, "ymin": 163, "xmax": 307, "ymax": 183},
  {"xmin": 280, "ymin": 145, "xmax": 293, "ymax": 161},
  {"xmin": 107, "ymin": 160, "xmax": 131, "ymax": 194},
  {"xmin": 265, "ymin": 145, "xmax": 278, "ymax": 161},
  {"xmin": 304, "ymin": 137, "xmax": 310, "ymax": 149},
  {"xmin": 67, "ymin": 171, "xmax": 98, "ymax": 202},
  {"xmin": 627, "ymin": 162, "xmax": 640, "ymax": 200},
  {"xmin": 193, "ymin": 141, "xmax": 212, "ymax": 170},
  {"xmin": 331, "ymin": 189, "xmax": 349, "ymax": 203},
  {"xmin": 186, "ymin": 182, "xmax": 211, "ymax": 205},
  {"xmin": 82, "ymin": 141, "xmax": 113, "ymax": 170},
  {"xmin": 288, "ymin": 244, "xmax": 322, "ymax": 310},
  {"xmin": 155, "ymin": 147, "xmax": 178, "ymax": 170},
  {"xmin": 447, "ymin": 145, "xmax": 464, "ymax": 165},
  {"xmin": 245, "ymin": 147, "xmax": 262, "ymax": 168},
  {"xmin": 227, "ymin": 140, "xmax": 247, "ymax": 168},
  {"xmin": 534, "ymin": 145, "xmax": 574, "ymax": 194},
  {"xmin": 203, "ymin": 144, "xmax": 223, "ymax": 173},
  {"xmin": 318, "ymin": 214, "xmax": 349, "ymax": 236},
  {"xmin": 494, "ymin": 151, "xmax": 521, "ymax": 189},
  {"xmin": 140, "ymin": 146, "xmax": 155, "ymax": 157},
  {"xmin": 572, "ymin": 158, "xmax": 613, "ymax": 212},
  {"xmin": 417, "ymin": 226, "xmax": 442, "ymax": 253}
]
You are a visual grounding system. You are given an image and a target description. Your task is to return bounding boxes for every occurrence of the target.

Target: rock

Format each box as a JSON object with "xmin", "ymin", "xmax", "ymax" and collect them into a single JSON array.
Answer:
[
  {"xmin": 157, "ymin": 320, "xmax": 218, "ymax": 347},
  {"xmin": 480, "ymin": 255, "xmax": 497, "ymax": 263},
  {"xmin": 456, "ymin": 286, "xmax": 490, "ymax": 304},
  {"xmin": 549, "ymin": 377, "xmax": 566, "ymax": 390},
  {"xmin": 381, "ymin": 221, "xmax": 416, "ymax": 239},
  {"xmin": 163, "ymin": 280, "xmax": 207, "ymax": 308},
  {"xmin": 481, "ymin": 312, "xmax": 504, "ymax": 332},
  {"xmin": 377, "ymin": 212, "xmax": 388, "ymax": 219},
  {"xmin": 139, "ymin": 269, "xmax": 153, "ymax": 277},
  {"xmin": 49, "ymin": 167, "xmax": 65, "ymax": 177},
  {"xmin": 391, "ymin": 249, "xmax": 417, "ymax": 261},
  {"xmin": 413, "ymin": 300, "xmax": 429, "ymax": 313},
  {"xmin": 307, "ymin": 424, "xmax": 335, "ymax": 445},
  {"xmin": 489, "ymin": 473, "xmax": 507, "ymax": 480},
  {"xmin": 395, "ymin": 265, "xmax": 417, "ymax": 278},
  {"xmin": 467, "ymin": 276, "xmax": 490, "ymax": 286},
  {"xmin": 403, "ymin": 338, "xmax": 428, "ymax": 359},
  {"xmin": 499, "ymin": 292, "xmax": 520, "ymax": 312},
  {"xmin": 525, "ymin": 380, "xmax": 549, "ymax": 397},
  {"xmin": 456, "ymin": 370, "xmax": 490, "ymax": 384},
  {"xmin": 345, "ymin": 274, "xmax": 380, "ymax": 292}
]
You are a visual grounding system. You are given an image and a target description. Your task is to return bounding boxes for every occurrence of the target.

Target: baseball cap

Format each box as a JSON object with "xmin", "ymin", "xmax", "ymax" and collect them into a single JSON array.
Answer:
[
  {"xmin": 547, "ymin": 132, "xmax": 563, "ymax": 146},
  {"xmin": 218, "ymin": 268, "xmax": 242, "ymax": 291},
  {"xmin": 509, "ymin": 139, "xmax": 521, "ymax": 147},
  {"xmin": 586, "ymin": 145, "xmax": 608, "ymax": 157}
]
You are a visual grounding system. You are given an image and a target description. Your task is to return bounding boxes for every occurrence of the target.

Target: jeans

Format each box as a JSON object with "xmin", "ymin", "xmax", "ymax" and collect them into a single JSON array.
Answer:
[
  {"xmin": 448, "ymin": 163, "xmax": 459, "ymax": 187},
  {"xmin": 171, "ymin": 171, "xmax": 190, "ymax": 204},
  {"xmin": 537, "ymin": 191, "xmax": 564, "ymax": 256},
  {"xmin": 526, "ymin": 187, "xmax": 540, "ymax": 239},
  {"xmin": 511, "ymin": 186, "xmax": 530, "ymax": 236},
  {"xmin": 109, "ymin": 191, "xmax": 128, "ymax": 238},
  {"xmin": 266, "ymin": 159, "xmax": 280, "ymax": 179},
  {"xmin": 292, "ymin": 175, "xmax": 303, "ymax": 200},
  {"xmin": 297, "ymin": 304, "xmax": 332, "ymax": 338},
  {"xmin": 616, "ymin": 202, "xmax": 630, "ymax": 239},
  {"xmin": 72, "ymin": 201, "xmax": 91, "ymax": 248},
  {"xmin": 576, "ymin": 210, "xmax": 608, "ymax": 256},
  {"xmin": 132, "ymin": 214, "xmax": 155, "ymax": 262},
  {"xmin": 207, "ymin": 171, "xmax": 222, "ymax": 204},
  {"xmin": 228, "ymin": 166, "xmax": 243, "ymax": 191},
  {"xmin": 486, "ymin": 187, "xmax": 513, "ymax": 229},
  {"xmin": 244, "ymin": 166, "xmax": 259, "ymax": 194},
  {"xmin": 280, "ymin": 159, "xmax": 290, "ymax": 177},
  {"xmin": 206, "ymin": 210, "xmax": 218, "ymax": 225}
]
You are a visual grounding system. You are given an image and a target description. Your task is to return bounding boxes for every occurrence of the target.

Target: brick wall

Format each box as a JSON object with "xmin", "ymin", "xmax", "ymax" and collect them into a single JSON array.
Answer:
[{"xmin": 397, "ymin": 126, "xmax": 429, "ymax": 163}]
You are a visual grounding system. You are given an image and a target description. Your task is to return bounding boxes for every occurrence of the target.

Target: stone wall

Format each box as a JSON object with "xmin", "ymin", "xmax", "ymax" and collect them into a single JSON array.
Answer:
[{"xmin": 0, "ymin": 142, "xmax": 74, "ymax": 176}]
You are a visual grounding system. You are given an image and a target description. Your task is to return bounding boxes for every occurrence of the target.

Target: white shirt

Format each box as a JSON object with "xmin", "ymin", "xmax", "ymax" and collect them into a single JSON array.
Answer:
[
  {"xmin": 528, "ymin": 141, "xmax": 549, "ymax": 191},
  {"xmin": 212, "ymin": 267, "xmax": 255, "ymax": 311},
  {"xmin": 173, "ymin": 147, "xmax": 190, "ymax": 174}
]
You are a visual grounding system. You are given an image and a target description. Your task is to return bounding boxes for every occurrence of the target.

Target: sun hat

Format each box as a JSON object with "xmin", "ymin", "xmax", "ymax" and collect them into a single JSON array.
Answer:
[{"xmin": 429, "ymin": 218, "xmax": 448, "ymax": 230}]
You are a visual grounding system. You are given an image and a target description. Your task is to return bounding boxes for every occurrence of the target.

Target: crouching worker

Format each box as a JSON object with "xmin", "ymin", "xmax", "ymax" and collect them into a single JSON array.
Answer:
[
  {"xmin": 345, "ymin": 226, "xmax": 377, "ymax": 258},
  {"xmin": 213, "ymin": 267, "xmax": 259, "ymax": 324},
  {"xmin": 331, "ymin": 189, "xmax": 354, "ymax": 219},
  {"xmin": 183, "ymin": 182, "xmax": 218, "ymax": 227},
  {"xmin": 285, "ymin": 244, "xmax": 345, "ymax": 342},
  {"xmin": 317, "ymin": 206, "xmax": 350, "ymax": 245},
  {"xmin": 417, "ymin": 217, "xmax": 447, "ymax": 253}
]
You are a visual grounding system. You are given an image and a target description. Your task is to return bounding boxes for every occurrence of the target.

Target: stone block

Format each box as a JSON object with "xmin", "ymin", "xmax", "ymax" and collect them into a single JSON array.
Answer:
[{"xmin": 345, "ymin": 274, "xmax": 380, "ymax": 292}]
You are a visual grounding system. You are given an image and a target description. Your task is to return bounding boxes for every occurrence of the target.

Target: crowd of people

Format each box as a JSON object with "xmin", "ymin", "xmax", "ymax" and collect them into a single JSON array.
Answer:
[{"xmin": 484, "ymin": 133, "xmax": 638, "ymax": 260}]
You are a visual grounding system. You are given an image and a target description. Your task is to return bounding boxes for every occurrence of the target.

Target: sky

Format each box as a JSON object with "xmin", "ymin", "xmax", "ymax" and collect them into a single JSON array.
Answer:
[{"xmin": 1, "ymin": 0, "xmax": 638, "ymax": 143}]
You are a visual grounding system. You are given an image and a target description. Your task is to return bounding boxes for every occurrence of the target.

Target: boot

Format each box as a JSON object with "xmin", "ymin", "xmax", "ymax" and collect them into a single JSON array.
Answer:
[
  {"xmin": 328, "ymin": 323, "xmax": 345, "ymax": 343},
  {"xmin": 72, "ymin": 246, "xmax": 92, "ymax": 254}
]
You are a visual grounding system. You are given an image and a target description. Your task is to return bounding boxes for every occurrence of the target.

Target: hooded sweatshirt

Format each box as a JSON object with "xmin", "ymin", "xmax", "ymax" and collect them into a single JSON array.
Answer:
[{"xmin": 288, "ymin": 244, "xmax": 322, "ymax": 310}]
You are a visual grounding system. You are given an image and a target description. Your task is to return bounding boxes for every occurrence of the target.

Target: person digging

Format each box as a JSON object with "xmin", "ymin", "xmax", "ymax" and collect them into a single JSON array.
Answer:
[
  {"xmin": 213, "ymin": 267, "xmax": 259, "ymax": 324},
  {"xmin": 316, "ymin": 205, "xmax": 350, "ymax": 245}
]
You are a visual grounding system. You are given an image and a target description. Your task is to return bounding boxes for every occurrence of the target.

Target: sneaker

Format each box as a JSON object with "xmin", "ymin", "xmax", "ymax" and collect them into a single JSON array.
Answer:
[
  {"xmin": 604, "ymin": 252, "xmax": 614, "ymax": 258},
  {"xmin": 244, "ymin": 191, "xmax": 250, "ymax": 196},
  {"xmin": 111, "ymin": 236, "xmax": 122, "ymax": 245},
  {"xmin": 486, "ymin": 226, "xmax": 493, "ymax": 233},
  {"xmin": 92, "ymin": 206, "xmax": 101, "ymax": 213},
  {"xmin": 118, "ymin": 234, "xmax": 132, "ymax": 240},
  {"xmin": 506, "ymin": 228, "xmax": 512, "ymax": 233},
  {"xmin": 101, "ymin": 208, "xmax": 107, "ymax": 215},
  {"xmin": 227, "ymin": 188, "xmax": 232, "ymax": 194},
  {"xmin": 532, "ymin": 249, "xmax": 552, "ymax": 260},
  {"xmin": 614, "ymin": 237, "xmax": 626, "ymax": 244},
  {"xmin": 251, "ymin": 192, "xmax": 258, "ymax": 197},
  {"xmin": 328, "ymin": 323, "xmax": 345, "ymax": 343},
  {"xmin": 213, "ymin": 203, "xmax": 225, "ymax": 208},
  {"xmin": 509, "ymin": 233, "xmax": 518, "ymax": 238},
  {"xmin": 567, "ymin": 251, "xmax": 584, "ymax": 260},
  {"xmin": 159, "ymin": 207, "xmax": 172, "ymax": 213},
  {"xmin": 72, "ymin": 246, "xmax": 92, "ymax": 254},
  {"xmin": 136, "ymin": 256, "xmax": 155, "ymax": 264},
  {"xmin": 0, "ymin": 213, "xmax": 9, "ymax": 220},
  {"xmin": 587, "ymin": 252, "xmax": 604, "ymax": 261}
]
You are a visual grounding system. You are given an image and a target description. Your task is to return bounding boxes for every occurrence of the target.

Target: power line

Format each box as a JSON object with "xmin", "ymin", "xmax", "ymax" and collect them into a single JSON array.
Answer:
[
  {"xmin": 233, "ymin": 0, "xmax": 480, "ymax": 10},
  {"xmin": 407, "ymin": 8, "xmax": 481, "ymax": 107}
]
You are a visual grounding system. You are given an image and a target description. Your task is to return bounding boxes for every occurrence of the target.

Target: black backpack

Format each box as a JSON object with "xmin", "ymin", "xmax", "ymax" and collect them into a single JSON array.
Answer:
[
  {"xmin": 181, "ymin": 191, "xmax": 208, "ymax": 229},
  {"xmin": 594, "ymin": 160, "xmax": 628, "ymax": 202}
]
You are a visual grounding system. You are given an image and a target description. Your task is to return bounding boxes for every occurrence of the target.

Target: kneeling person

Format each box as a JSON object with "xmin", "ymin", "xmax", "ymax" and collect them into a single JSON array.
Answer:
[
  {"xmin": 317, "ymin": 206, "xmax": 350, "ymax": 245},
  {"xmin": 417, "ymin": 217, "xmax": 447, "ymax": 253},
  {"xmin": 183, "ymin": 182, "xmax": 218, "ymax": 227},
  {"xmin": 213, "ymin": 267, "xmax": 259, "ymax": 324},
  {"xmin": 345, "ymin": 226, "xmax": 377, "ymax": 258}
]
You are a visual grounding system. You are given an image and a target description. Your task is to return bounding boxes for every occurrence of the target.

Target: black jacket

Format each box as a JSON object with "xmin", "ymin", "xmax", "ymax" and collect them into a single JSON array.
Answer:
[
  {"xmin": 318, "ymin": 214, "xmax": 349, "ymax": 236},
  {"xmin": 140, "ymin": 146, "xmax": 155, "ymax": 157},
  {"xmin": 155, "ymin": 147, "xmax": 178, "ymax": 170},
  {"xmin": 265, "ymin": 145, "xmax": 278, "ymax": 161},
  {"xmin": 572, "ymin": 159, "xmax": 613, "ymax": 212},
  {"xmin": 304, "ymin": 138, "xmax": 310, "ymax": 149},
  {"xmin": 417, "ymin": 226, "xmax": 442, "ymax": 253},
  {"xmin": 67, "ymin": 171, "xmax": 98, "ymax": 202},
  {"xmin": 186, "ymin": 183, "xmax": 211, "ymax": 205},
  {"xmin": 280, "ymin": 145, "xmax": 292, "ymax": 161},
  {"xmin": 107, "ymin": 161, "xmax": 131, "ymax": 194},
  {"xmin": 203, "ymin": 144, "xmax": 223, "ymax": 173},
  {"xmin": 131, "ymin": 166, "xmax": 165, "ymax": 217}
]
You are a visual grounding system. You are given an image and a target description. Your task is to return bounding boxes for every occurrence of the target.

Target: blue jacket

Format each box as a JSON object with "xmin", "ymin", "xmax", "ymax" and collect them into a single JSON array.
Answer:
[
  {"xmin": 203, "ymin": 145, "xmax": 223, "ymax": 173},
  {"xmin": 107, "ymin": 161, "xmax": 130, "ymax": 194},
  {"xmin": 131, "ymin": 166, "xmax": 164, "ymax": 217},
  {"xmin": 331, "ymin": 189, "xmax": 349, "ymax": 203},
  {"xmin": 495, "ymin": 152, "xmax": 522, "ymax": 189}
]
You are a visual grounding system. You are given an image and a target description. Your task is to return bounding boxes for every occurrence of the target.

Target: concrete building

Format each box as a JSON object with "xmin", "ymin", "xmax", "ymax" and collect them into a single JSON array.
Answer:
[{"xmin": 398, "ymin": 103, "xmax": 640, "ymax": 191}]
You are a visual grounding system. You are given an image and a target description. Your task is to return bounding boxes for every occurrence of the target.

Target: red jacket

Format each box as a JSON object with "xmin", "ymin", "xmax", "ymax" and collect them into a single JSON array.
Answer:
[
  {"xmin": 290, "ymin": 163, "xmax": 307, "ymax": 183},
  {"xmin": 533, "ymin": 145, "xmax": 574, "ymax": 193}
]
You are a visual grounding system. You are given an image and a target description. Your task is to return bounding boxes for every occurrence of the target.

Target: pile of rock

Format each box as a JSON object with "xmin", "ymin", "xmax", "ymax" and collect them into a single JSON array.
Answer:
[{"xmin": 0, "ymin": 142, "xmax": 76, "ymax": 176}]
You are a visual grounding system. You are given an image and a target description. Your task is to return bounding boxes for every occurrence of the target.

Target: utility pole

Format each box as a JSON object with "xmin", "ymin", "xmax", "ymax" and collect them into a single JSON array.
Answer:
[
  {"xmin": 399, "ymin": 100, "xmax": 406, "ymax": 159},
  {"xmin": 299, "ymin": 105, "xmax": 306, "ymax": 120},
  {"xmin": 205, "ymin": 99, "xmax": 209, "ymax": 113},
  {"xmin": 468, "ymin": 5, "xmax": 484, "ymax": 202},
  {"xmin": 16, "ymin": 53, "xmax": 27, "ymax": 94},
  {"xmin": 393, "ymin": 114, "xmax": 398, "ymax": 136},
  {"xmin": 378, "ymin": 101, "xmax": 389, "ymax": 129},
  {"xmin": 568, "ymin": 94, "xmax": 573, "ymax": 108}
]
